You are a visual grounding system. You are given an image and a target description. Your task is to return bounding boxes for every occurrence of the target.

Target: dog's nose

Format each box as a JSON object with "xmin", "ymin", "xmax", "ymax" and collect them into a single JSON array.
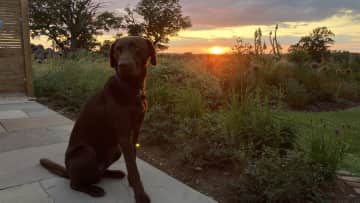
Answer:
[{"xmin": 117, "ymin": 61, "xmax": 131, "ymax": 70}]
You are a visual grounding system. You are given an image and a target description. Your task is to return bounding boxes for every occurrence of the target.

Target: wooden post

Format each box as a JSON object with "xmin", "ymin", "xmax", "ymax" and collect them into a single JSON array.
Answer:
[{"xmin": 19, "ymin": 0, "xmax": 34, "ymax": 96}]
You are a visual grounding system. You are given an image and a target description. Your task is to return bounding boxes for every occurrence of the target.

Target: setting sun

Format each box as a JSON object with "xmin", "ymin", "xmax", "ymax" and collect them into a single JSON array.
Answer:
[{"xmin": 209, "ymin": 46, "xmax": 227, "ymax": 55}]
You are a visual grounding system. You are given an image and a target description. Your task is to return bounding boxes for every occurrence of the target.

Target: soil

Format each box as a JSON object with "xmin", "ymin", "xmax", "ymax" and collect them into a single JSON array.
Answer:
[{"xmin": 37, "ymin": 97, "xmax": 360, "ymax": 203}]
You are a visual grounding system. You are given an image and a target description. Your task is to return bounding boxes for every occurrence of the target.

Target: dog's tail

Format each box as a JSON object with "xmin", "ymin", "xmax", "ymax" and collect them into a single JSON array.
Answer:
[{"xmin": 39, "ymin": 159, "xmax": 69, "ymax": 179}]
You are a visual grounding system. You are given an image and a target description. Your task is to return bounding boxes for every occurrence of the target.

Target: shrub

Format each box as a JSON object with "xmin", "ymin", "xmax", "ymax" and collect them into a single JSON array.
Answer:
[
  {"xmin": 337, "ymin": 82, "xmax": 360, "ymax": 101},
  {"xmin": 233, "ymin": 149, "xmax": 328, "ymax": 202},
  {"xmin": 221, "ymin": 91, "xmax": 296, "ymax": 154},
  {"xmin": 174, "ymin": 88, "xmax": 206, "ymax": 119},
  {"xmin": 232, "ymin": 124, "xmax": 347, "ymax": 202},
  {"xmin": 176, "ymin": 113, "xmax": 236, "ymax": 167},
  {"xmin": 285, "ymin": 78, "xmax": 310, "ymax": 108},
  {"xmin": 287, "ymin": 49, "xmax": 311, "ymax": 65},
  {"xmin": 305, "ymin": 129, "xmax": 347, "ymax": 180},
  {"xmin": 142, "ymin": 57, "xmax": 222, "ymax": 145}
]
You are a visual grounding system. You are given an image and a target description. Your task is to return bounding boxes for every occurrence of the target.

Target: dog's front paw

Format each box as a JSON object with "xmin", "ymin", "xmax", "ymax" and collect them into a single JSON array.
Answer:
[
  {"xmin": 135, "ymin": 192, "xmax": 150, "ymax": 203},
  {"xmin": 71, "ymin": 184, "xmax": 105, "ymax": 197},
  {"xmin": 104, "ymin": 170, "xmax": 125, "ymax": 179},
  {"xmin": 128, "ymin": 176, "xmax": 134, "ymax": 187}
]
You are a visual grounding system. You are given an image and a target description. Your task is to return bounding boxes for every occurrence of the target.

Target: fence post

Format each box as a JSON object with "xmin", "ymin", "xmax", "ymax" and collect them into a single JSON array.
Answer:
[{"xmin": 19, "ymin": 0, "xmax": 33, "ymax": 96}]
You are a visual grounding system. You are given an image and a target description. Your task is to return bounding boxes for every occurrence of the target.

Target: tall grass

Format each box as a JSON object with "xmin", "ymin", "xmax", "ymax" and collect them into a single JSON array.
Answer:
[
  {"xmin": 222, "ymin": 54, "xmax": 360, "ymax": 109},
  {"xmin": 306, "ymin": 128, "xmax": 347, "ymax": 179},
  {"xmin": 33, "ymin": 56, "xmax": 112, "ymax": 109}
]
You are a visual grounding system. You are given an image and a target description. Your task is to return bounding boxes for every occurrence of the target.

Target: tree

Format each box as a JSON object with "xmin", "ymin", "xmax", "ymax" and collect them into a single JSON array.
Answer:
[
  {"xmin": 123, "ymin": 0, "xmax": 191, "ymax": 49},
  {"xmin": 30, "ymin": 0, "xmax": 123, "ymax": 51},
  {"xmin": 289, "ymin": 27, "xmax": 335, "ymax": 62},
  {"xmin": 97, "ymin": 33, "xmax": 122, "ymax": 57}
]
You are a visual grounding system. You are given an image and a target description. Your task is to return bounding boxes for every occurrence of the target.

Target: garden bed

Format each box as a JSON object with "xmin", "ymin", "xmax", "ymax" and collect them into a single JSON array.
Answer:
[
  {"xmin": 37, "ymin": 95, "xmax": 360, "ymax": 203},
  {"xmin": 33, "ymin": 54, "xmax": 360, "ymax": 202}
]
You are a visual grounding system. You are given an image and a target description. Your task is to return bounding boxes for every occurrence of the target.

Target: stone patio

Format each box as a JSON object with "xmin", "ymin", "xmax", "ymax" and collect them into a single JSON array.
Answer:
[{"xmin": 0, "ymin": 95, "xmax": 217, "ymax": 203}]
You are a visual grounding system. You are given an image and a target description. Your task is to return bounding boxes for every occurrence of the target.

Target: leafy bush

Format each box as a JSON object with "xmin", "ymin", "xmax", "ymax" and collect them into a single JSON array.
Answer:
[
  {"xmin": 142, "ymin": 57, "xmax": 222, "ymax": 145},
  {"xmin": 221, "ymin": 91, "xmax": 297, "ymax": 157},
  {"xmin": 287, "ymin": 49, "xmax": 311, "ymax": 65},
  {"xmin": 285, "ymin": 78, "xmax": 310, "ymax": 108},
  {"xmin": 233, "ymin": 149, "xmax": 327, "ymax": 202},
  {"xmin": 337, "ymin": 82, "xmax": 360, "ymax": 101},
  {"xmin": 305, "ymin": 130, "xmax": 347, "ymax": 180},
  {"xmin": 174, "ymin": 88, "xmax": 206, "ymax": 119},
  {"xmin": 233, "ymin": 122, "xmax": 347, "ymax": 202}
]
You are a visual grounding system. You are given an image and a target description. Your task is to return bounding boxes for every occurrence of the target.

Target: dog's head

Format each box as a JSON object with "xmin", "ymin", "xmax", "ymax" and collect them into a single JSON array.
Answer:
[{"xmin": 110, "ymin": 36, "xmax": 157, "ymax": 80}]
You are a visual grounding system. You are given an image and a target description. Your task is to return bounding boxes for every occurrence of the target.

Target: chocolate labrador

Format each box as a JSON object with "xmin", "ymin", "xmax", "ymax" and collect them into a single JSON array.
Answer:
[{"xmin": 39, "ymin": 36, "xmax": 156, "ymax": 203}]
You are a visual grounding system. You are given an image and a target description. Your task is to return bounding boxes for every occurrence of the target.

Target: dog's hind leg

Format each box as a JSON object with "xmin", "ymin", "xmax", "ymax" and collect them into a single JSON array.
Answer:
[
  {"xmin": 66, "ymin": 145, "xmax": 105, "ymax": 197},
  {"xmin": 102, "ymin": 146, "xmax": 126, "ymax": 179}
]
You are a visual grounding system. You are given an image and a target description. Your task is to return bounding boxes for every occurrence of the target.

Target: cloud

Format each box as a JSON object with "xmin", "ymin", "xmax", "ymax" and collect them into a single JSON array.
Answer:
[
  {"xmin": 99, "ymin": 0, "xmax": 360, "ymax": 28},
  {"xmin": 180, "ymin": 0, "xmax": 360, "ymax": 27},
  {"xmin": 95, "ymin": 0, "xmax": 360, "ymax": 53}
]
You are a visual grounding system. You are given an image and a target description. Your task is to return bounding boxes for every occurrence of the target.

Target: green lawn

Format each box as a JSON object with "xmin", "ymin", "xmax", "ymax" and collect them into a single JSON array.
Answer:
[{"xmin": 284, "ymin": 107, "xmax": 360, "ymax": 175}]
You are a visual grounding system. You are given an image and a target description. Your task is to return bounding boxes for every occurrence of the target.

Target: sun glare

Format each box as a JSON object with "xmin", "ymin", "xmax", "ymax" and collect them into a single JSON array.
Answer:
[{"xmin": 209, "ymin": 46, "xmax": 226, "ymax": 55}]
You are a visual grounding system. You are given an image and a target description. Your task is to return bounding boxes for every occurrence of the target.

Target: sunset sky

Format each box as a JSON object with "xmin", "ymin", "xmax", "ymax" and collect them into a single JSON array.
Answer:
[{"xmin": 32, "ymin": 0, "xmax": 360, "ymax": 54}]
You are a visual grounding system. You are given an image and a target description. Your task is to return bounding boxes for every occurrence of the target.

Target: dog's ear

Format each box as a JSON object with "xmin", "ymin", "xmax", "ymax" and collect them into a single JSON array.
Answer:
[
  {"xmin": 146, "ymin": 39, "xmax": 157, "ymax": 66},
  {"xmin": 110, "ymin": 40, "xmax": 118, "ymax": 68}
]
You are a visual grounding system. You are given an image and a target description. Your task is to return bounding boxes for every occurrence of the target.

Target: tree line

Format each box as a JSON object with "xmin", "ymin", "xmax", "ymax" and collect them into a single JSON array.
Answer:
[{"xmin": 29, "ymin": 0, "xmax": 191, "ymax": 52}]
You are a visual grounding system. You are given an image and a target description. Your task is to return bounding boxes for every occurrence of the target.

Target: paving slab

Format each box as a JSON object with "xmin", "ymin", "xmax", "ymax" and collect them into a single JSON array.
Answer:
[
  {"xmin": 0, "ymin": 127, "xmax": 69, "ymax": 153},
  {"xmin": 25, "ymin": 108, "xmax": 59, "ymax": 118},
  {"xmin": 0, "ymin": 101, "xmax": 46, "ymax": 111},
  {"xmin": 0, "ymin": 143, "xmax": 67, "ymax": 189},
  {"xmin": 48, "ymin": 124, "xmax": 74, "ymax": 133},
  {"xmin": 0, "ymin": 110, "xmax": 28, "ymax": 120},
  {"xmin": 0, "ymin": 94, "xmax": 29, "ymax": 105},
  {"xmin": 0, "ymin": 182, "xmax": 51, "ymax": 203},
  {"xmin": 0, "ymin": 114, "xmax": 73, "ymax": 132}
]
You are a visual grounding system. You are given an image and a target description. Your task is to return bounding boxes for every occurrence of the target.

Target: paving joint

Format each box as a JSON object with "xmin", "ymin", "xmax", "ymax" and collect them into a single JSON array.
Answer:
[{"xmin": 39, "ymin": 181, "xmax": 54, "ymax": 202}]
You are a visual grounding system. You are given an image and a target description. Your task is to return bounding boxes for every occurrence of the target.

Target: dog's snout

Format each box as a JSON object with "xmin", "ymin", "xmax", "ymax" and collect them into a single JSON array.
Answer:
[{"xmin": 117, "ymin": 61, "xmax": 131, "ymax": 70}]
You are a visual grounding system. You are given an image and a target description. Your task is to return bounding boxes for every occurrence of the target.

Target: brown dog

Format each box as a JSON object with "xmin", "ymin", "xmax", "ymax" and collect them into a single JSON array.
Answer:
[{"xmin": 39, "ymin": 36, "xmax": 156, "ymax": 203}]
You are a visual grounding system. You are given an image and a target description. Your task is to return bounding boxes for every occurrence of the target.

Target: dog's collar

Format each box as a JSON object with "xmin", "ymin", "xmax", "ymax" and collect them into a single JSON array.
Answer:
[
  {"xmin": 114, "ymin": 75, "xmax": 146, "ymax": 100},
  {"xmin": 136, "ymin": 89, "xmax": 146, "ymax": 100}
]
